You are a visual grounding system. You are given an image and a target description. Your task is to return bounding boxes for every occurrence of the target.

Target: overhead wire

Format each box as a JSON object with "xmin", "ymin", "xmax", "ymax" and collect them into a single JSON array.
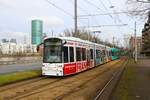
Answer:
[
  {"xmin": 78, "ymin": 8, "xmax": 150, "ymax": 17},
  {"xmin": 68, "ymin": 0, "xmax": 101, "ymax": 30},
  {"xmin": 67, "ymin": 0, "xmax": 88, "ymax": 25},
  {"xmin": 45, "ymin": 0, "xmax": 88, "ymax": 28},
  {"xmin": 98, "ymin": 0, "xmax": 125, "ymax": 41},
  {"xmin": 68, "ymin": 0, "xmax": 89, "ymax": 14},
  {"xmin": 84, "ymin": 0, "xmax": 105, "ymax": 12},
  {"xmin": 97, "ymin": 0, "xmax": 118, "ymax": 25},
  {"xmin": 106, "ymin": 0, "xmax": 124, "ymax": 24},
  {"xmin": 45, "ymin": 0, "xmax": 73, "ymax": 17},
  {"xmin": 84, "ymin": 0, "xmax": 120, "ymax": 25},
  {"xmin": 83, "ymin": 0, "xmax": 105, "ymax": 26},
  {"xmin": 106, "ymin": 0, "xmax": 123, "ymax": 37},
  {"xmin": 98, "ymin": 0, "xmax": 113, "ymax": 18},
  {"xmin": 44, "ymin": 0, "xmax": 141, "ymax": 36},
  {"xmin": 107, "ymin": 0, "xmax": 113, "ymax": 7},
  {"xmin": 107, "ymin": 0, "xmax": 123, "ymax": 25},
  {"xmin": 84, "ymin": 0, "xmax": 126, "ymax": 38}
]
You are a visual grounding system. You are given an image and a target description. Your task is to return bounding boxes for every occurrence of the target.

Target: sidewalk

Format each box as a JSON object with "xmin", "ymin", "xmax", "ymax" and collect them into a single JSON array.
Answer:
[{"xmin": 111, "ymin": 58, "xmax": 150, "ymax": 100}]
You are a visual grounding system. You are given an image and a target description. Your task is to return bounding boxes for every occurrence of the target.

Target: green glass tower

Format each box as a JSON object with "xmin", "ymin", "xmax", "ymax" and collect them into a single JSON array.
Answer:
[{"xmin": 31, "ymin": 20, "xmax": 43, "ymax": 45}]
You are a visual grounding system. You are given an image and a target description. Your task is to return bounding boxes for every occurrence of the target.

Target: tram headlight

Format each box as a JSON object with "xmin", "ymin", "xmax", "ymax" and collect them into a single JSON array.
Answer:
[
  {"xmin": 57, "ymin": 65, "xmax": 62, "ymax": 70},
  {"xmin": 58, "ymin": 65, "xmax": 62, "ymax": 68},
  {"xmin": 57, "ymin": 67, "xmax": 62, "ymax": 70},
  {"xmin": 42, "ymin": 67, "xmax": 46, "ymax": 70}
]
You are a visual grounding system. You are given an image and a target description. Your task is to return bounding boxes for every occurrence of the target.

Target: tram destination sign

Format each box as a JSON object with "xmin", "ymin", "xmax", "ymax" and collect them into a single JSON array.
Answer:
[{"xmin": 45, "ymin": 41, "xmax": 61, "ymax": 46}]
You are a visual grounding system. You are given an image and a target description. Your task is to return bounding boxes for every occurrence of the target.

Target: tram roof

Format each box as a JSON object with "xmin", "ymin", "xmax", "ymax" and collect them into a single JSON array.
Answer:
[
  {"xmin": 45, "ymin": 36, "xmax": 110, "ymax": 48},
  {"xmin": 111, "ymin": 48, "xmax": 119, "ymax": 52},
  {"xmin": 46, "ymin": 37, "xmax": 93, "ymax": 44}
]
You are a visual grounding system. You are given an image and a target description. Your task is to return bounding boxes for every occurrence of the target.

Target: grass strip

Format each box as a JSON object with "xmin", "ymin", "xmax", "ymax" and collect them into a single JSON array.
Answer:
[
  {"xmin": 111, "ymin": 58, "xmax": 137, "ymax": 100},
  {"xmin": 0, "ymin": 70, "xmax": 41, "ymax": 86}
]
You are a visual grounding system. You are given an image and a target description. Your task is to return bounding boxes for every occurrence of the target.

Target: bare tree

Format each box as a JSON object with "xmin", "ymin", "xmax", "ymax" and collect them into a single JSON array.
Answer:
[
  {"xmin": 126, "ymin": 0, "xmax": 150, "ymax": 19},
  {"xmin": 60, "ymin": 29, "xmax": 103, "ymax": 43},
  {"xmin": 59, "ymin": 29, "xmax": 118, "ymax": 47}
]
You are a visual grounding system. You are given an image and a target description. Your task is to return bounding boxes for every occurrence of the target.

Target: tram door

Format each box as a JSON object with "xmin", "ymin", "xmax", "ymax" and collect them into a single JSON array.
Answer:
[
  {"xmin": 102, "ymin": 50, "xmax": 105, "ymax": 63},
  {"xmin": 87, "ymin": 49, "xmax": 91, "ymax": 68}
]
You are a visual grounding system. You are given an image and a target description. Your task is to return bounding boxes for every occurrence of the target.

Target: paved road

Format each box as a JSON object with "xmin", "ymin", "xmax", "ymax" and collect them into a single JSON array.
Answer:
[{"xmin": 0, "ymin": 62, "xmax": 42, "ymax": 74}]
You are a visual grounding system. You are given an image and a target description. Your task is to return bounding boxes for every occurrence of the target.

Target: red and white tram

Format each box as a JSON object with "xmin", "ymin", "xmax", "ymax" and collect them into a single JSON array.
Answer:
[{"xmin": 42, "ymin": 37, "xmax": 112, "ymax": 76}]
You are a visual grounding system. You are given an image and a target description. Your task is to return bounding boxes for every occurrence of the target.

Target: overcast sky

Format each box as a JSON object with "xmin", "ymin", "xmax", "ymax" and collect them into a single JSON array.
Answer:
[{"xmin": 0, "ymin": 0, "xmax": 146, "ymax": 45}]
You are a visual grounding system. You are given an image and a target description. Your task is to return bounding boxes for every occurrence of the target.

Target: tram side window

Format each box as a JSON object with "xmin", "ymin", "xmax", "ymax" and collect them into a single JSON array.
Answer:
[
  {"xmin": 63, "ymin": 47, "xmax": 68, "ymax": 63},
  {"xmin": 76, "ymin": 47, "xmax": 81, "ymax": 61},
  {"xmin": 103, "ymin": 50, "xmax": 105, "ymax": 55},
  {"xmin": 96, "ymin": 50, "xmax": 101, "ymax": 58},
  {"xmin": 109, "ymin": 51, "xmax": 112, "ymax": 56},
  {"xmin": 82, "ymin": 48, "xmax": 86, "ymax": 60},
  {"xmin": 107, "ymin": 51, "xmax": 109, "ymax": 56},
  {"xmin": 102, "ymin": 50, "xmax": 105, "ymax": 57},
  {"xmin": 90, "ymin": 49, "xmax": 93, "ymax": 59},
  {"xmin": 70, "ymin": 47, "xmax": 74, "ymax": 62},
  {"xmin": 112, "ymin": 51, "xmax": 115, "ymax": 56}
]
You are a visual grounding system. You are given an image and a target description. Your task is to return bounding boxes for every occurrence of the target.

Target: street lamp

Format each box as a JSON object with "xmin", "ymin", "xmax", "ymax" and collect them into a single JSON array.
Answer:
[
  {"xmin": 110, "ymin": 6, "xmax": 115, "ymax": 8},
  {"xmin": 92, "ymin": 31, "xmax": 101, "ymax": 43}
]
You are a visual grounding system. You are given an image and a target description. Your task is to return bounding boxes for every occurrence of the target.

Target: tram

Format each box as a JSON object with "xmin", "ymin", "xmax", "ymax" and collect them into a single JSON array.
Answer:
[
  {"xmin": 42, "ymin": 37, "xmax": 119, "ymax": 76},
  {"xmin": 111, "ymin": 48, "xmax": 120, "ymax": 60}
]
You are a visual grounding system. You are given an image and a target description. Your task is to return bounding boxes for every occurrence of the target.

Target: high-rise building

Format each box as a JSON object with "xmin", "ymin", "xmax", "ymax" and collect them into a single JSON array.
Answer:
[
  {"xmin": 31, "ymin": 20, "xmax": 43, "ymax": 45},
  {"xmin": 2, "ymin": 39, "xmax": 9, "ymax": 43},
  {"xmin": 141, "ymin": 13, "xmax": 150, "ymax": 55},
  {"xmin": 10, "ymin": 39, "xmax": 17, "ymax": 43}
]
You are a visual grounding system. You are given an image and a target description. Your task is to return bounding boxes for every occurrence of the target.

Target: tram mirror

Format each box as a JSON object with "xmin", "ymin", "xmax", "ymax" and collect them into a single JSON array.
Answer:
[{"xmin": 62, "ymin": 41, "xmax": 67, "ymax": 45}]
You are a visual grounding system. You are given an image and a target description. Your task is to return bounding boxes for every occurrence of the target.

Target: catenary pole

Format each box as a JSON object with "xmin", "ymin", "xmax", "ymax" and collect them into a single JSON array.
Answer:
[
  {"xmin": 135, "ymin": 21, "xmax": 137, "ymax": 62},
  {"xmin": 74, "ymin": 0, "xmax": 78, "ymax": 35}
]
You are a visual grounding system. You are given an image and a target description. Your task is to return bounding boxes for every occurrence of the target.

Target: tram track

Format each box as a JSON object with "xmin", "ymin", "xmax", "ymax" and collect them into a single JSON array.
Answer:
[
  {"xmin": 0, "ymin": 59, "xmax": 123, "ymax": 100},
  {"xmin": 94, "ymin": 58, "xmax": 129, "ymax": 100},
  {"xmin": 13, "ymin": 59, "xmax": 123, "ymax": 100},
  {"xmin": 54, "ymin": 59, "xmax": 126, "ymax": 100},
  {"xmin": 2, "ymin": 78, "xmax": 63, "ymax": 100},
  {"xmin": 0, "ymin": 77, "xmax": 45, "ymax": 92}
]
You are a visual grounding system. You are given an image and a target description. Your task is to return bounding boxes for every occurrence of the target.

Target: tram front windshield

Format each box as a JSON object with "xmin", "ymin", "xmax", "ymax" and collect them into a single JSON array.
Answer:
[{"xmin": 43, "ymin": 39, "xmax": 62, "ymax": 63}]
